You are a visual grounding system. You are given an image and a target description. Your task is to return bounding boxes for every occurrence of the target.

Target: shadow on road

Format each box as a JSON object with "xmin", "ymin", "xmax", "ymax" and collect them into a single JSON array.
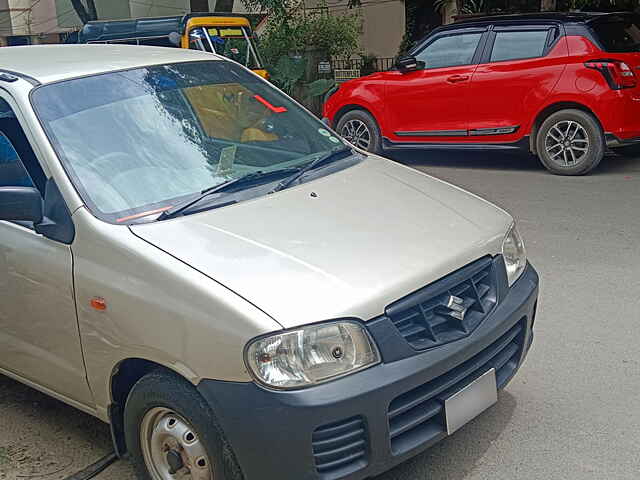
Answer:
[
  {"xmin": 386, "ymin": 150, "xmax": 543, "ymax": 172},
  {"xmin": 374, "ymin": 390, "xmax": 518, "ymax": 480},
  {"xmin": 0, "ymin": 374, "xmax": 120, "ymax": 479},
  {"xmin": 385, "ymin": 149, "xmax": 640, "ymax": 175}
]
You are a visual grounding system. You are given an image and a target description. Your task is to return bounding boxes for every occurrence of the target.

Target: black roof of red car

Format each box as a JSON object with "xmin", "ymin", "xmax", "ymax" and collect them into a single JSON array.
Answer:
[{"xmin": 455, "ymin": 11, "xmax": 636, "ymax": 25}]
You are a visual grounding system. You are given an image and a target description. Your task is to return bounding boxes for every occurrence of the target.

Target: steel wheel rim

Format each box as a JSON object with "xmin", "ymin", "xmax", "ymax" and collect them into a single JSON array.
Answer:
[
  {"xmin": 341, "ymin": 119, "xmax": 371, "ymax": 150},
  {"xmin": 140, "ymin": 407, "xmax": 213, "ymax": 480},
  {"xmin": 545, "ymin": 120, "xmax": 590, "ymax": 167}
]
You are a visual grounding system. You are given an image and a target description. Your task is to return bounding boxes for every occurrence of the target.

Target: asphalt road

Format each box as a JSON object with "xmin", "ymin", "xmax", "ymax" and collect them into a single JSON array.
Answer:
[{"xmin": 1, "ymin": 149, "xmax": 639, "ymax": 480}]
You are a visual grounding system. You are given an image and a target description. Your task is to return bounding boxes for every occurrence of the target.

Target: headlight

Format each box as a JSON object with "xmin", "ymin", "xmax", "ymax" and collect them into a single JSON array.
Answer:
[
  {"xmin": 245, "ymin": 321, "xmax": 380, "ymax": 390},
  {"xmin": 502, "ymin": 222, "xmax": 527, "ymax": 287}
]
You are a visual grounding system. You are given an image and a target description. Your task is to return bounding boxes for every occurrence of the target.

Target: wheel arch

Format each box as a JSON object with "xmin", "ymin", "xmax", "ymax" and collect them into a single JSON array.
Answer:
[
  {"xmin": 529, "ymin": 101, "xmax": 603, "ymax": 155},
  {"xmin": 108, "ymin": 357, "xmax": 196, "ymax": 457},
  {"xmin": 332, "ymin": 104, "xmax": 379, "ymax": 129}
]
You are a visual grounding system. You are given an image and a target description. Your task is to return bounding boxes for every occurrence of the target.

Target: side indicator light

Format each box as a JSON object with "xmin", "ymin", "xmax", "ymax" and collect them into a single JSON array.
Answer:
[{"xmin": 91, "ymin": 297, "xmax": 107, "ymax": 311}]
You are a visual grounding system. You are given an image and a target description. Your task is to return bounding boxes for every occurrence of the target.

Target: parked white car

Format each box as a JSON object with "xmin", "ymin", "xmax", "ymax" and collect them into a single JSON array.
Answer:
[{"xmin": 0, "ymin": 44, "xmax": 538, "ymax": 480}]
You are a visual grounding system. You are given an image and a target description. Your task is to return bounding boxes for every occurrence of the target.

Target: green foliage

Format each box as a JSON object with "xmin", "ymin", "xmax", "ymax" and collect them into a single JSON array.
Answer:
[
  {"xmin": 397, "ymin": 31, "xmax": 413, "ymax": 57},
  {"xmin": 242, "ymin": 0, "xmax": 293, "ymax": 17},
  {"xmin": 0, "ymin": 447, "xmax": 9, "ymax": 466},
  {"xmin": 244, "ymin": 0, "xmax": 360, "ymax": 105},
  {"xmin": 397, "ymin": 0, "xmax": 419, "ymax": 56},
  {"xmin": 567, "ymin": 0, "xmax": 623, "ymax": 9},
  {"xmin": 258, "ymin": 5, "xmax": 361, "ymax": 66},
  {"xmin": 259, "ymin": 17, "xmax": 307, "ymax": 66},
  {"xmin": 301, "ymin": 8, "xmax": 362, "ymax": 58},
  {"xmin": 270, "ymin": 56, "xmax": 307, "ymax": 95},
  {"xmin": 307, "ymin": 78, "xmax": 337, "ymax": 97},
  {"xmin": 461, "ymin": 0, "xmax": 485, "ymax": 14},
  {"xmin": 433, "ymin": 0, "xmax": 453, "ymax": 12},
  {"xmin": 360, "ymin": 53, "xmax": 378, "ymax": 76}
]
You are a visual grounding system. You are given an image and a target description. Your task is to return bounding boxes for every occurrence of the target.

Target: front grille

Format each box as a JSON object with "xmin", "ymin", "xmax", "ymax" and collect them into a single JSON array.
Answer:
[
  {"xmin": 387, "ymin": 257, "xmax": 497, "ymax": 350},
  {"xmin": 312, "ymin": 416, "xmax": 368, "ymax": 479},
  {"xmin": 388, "ymin": 319, "xmax": 525, "ymax": 456}
]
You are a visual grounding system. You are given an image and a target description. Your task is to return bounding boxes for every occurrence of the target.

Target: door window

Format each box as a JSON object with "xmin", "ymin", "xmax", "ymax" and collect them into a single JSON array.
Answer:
[
  {"xmin": 0, "ymin": 99, "xmax": 46, "ymax": 192},
  {"xmin": 0, "ymin": 132, "xmax": 35, "ymax": 188},
  {"xmin": 416, "ymin": 33, "xmax": 483, "ymax": 69},
  {"xmin": 490, "ymin": 30, "xmax": 550, "ymax": 62}
]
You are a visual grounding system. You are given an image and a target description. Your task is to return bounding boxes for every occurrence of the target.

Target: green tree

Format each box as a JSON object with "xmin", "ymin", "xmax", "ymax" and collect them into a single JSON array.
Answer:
[
  {"xmin": 247, "ymin": 1, "xmax": 360, "ymax": 64},
  {"xmin": 243, "ymin": 0, "xmax": 360, "ymax": 105}
]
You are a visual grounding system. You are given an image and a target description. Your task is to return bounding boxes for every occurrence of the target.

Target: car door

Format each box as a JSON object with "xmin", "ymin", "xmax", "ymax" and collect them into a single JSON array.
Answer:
[
  {"xmin": 466, "ymin": 25, "xmax": 569, "ymax": 140},
  {"xmin": 0, "ymin": 96, "xmax": 93, "ymax": 407},
  {"xmin": 383, "ymin": 27, "xmax": 487, "ymax": 141}
]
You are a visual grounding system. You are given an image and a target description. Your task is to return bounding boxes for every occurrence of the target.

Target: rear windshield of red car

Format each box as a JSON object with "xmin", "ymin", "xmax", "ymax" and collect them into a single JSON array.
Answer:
[{"xmin": 591, "ymin": 16, "xmax": 640, "ymax": 52}]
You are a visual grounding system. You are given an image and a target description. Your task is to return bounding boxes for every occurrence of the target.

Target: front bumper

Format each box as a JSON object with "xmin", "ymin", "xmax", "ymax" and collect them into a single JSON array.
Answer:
[{"xmin": 198, "ymin": 263, "xmax": 539, "ymax": 480}]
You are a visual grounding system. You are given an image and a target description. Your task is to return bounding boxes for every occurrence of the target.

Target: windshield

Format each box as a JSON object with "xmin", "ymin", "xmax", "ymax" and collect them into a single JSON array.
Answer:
[
  {"xmin": 592, "ymin": 16, "xmax": 640, "ymax": 52},
  {"xmin": 189, "ymin": 26, "xmax": 262, "ymax": 70},
  {"xmin": 32, "ymin": 60, "xmax": 345, "ymax": 223}
]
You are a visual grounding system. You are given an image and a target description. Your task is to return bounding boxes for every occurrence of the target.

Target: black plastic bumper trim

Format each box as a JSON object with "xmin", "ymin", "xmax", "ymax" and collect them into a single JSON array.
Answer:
[
  {"xmin": 197, "ymin": 263, "xmax": 539, "ymax": 480},
  {"xmin": 605, "ymin": 132, "xmax": 640, "ymax": 147},
  {"xmin": 394, "ymin": 129, "xmax": 468, "ymax": 137},
  {"xmin": 382, "ymin": 136, "xmax": 530, "ymax": 151}
]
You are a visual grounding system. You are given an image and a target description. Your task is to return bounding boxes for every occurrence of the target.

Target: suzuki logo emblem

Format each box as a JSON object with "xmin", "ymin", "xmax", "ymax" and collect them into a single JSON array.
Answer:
[{"xmin": 446, "ymin": 295, "xmax": 467, "ymax": 321}]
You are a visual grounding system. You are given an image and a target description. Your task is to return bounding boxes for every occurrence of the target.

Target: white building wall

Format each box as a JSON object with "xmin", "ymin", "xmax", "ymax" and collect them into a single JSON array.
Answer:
[
  {"xmin": 56, "ymin": 0, "xmax": 131, "ymax": 28},
  {"xmin": 0, "ymin": 0, "xmax": 221, "ymax": 43},
  {"xmin": 30, "ymin": 0, "xmax": 65, "ymax": 34},
  {"xmin": 6, "ymin": 0, "xmax": 32, "ymax": 35},
  {"xmin": 360, "ymin": 0, "xmax": 404, "ymax": 58},
  {"xmin": 129, "ymin": 0, "xmax": 190, "ymax": 18},
  {"xmin": 0, "ymin": 0, "xmax": 12, "ymax": 37}
]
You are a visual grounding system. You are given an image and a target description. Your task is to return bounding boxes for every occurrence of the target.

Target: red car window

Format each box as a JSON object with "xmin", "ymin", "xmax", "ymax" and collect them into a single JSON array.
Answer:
[
  {"xmin": 490, "ymin": 30, "xmax": 550, "ymax": 62},
  {"xmin": 416, "ymin": 33, "xmax": 482, "ymax": 69}
]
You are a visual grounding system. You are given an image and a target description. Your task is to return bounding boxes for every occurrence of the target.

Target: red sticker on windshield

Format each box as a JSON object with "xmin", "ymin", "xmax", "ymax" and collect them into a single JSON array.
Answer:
[
  {"xmin": 117, "ymin": 206, "xmax": 171, "ymax": 223},
  {"xmin": 254, "ymin": 95, "xmax": 287, "ymax": 113}
]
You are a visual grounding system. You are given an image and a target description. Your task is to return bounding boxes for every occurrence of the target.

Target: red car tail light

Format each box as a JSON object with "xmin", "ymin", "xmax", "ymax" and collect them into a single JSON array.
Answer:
[{"xmin": 584, "ymin": 60, "xmax": 637, "ymax": 89}]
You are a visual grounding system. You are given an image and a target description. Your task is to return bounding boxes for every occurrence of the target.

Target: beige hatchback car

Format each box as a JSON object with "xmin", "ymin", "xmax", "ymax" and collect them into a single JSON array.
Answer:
[{"xmin": 0, "ymin": 45, "xmax": 538, "ymax": 480}]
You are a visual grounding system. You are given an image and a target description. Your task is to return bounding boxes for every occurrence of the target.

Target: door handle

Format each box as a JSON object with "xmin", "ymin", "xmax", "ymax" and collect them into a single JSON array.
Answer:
[{"xmin": 446, "ymin": 74, "xmax": 469, "ymax": 83}]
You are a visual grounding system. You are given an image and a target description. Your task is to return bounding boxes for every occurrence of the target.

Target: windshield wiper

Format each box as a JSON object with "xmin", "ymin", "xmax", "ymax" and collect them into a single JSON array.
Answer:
[
  {"xmin": 157, "ymin": 149, "xmax": 353, "ymax": 220},
  {"xmin": 270, "ymin": 147, "xmax": 354, "ymax": 193},
  {"xmin": 158, "ymin": 170, "xmax": 292, "ymax": 220}
]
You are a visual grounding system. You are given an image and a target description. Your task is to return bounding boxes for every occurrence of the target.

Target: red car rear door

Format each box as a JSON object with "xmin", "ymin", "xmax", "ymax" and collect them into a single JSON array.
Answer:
[
  {"xmin": 466, "ymin": 25, "xmax": 569, "ymax": 141},
  {"xmin": 383, "ymin": 27, "xmax": 487, "ymax": 143}
]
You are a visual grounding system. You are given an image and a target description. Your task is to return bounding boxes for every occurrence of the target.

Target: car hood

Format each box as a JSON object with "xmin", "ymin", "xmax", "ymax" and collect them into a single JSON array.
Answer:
[{"xmin": 131, "ymin": 156, "xmax": 513, "ymax": 329}]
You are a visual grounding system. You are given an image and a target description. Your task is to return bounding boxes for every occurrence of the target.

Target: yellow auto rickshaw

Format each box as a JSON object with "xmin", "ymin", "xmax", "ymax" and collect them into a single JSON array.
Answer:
[{"xmin": 77, "ymin": 13, "xmax": 268, "ymax": 78}]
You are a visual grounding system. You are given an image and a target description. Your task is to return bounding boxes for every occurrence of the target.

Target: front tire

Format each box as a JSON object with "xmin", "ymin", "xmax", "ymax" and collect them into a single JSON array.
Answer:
[
  {"xmin": 336, "ymin": 109, "xmax": 382, "ymax": 153},
  {"xmin": 124, "ymin": 370, "xmax": 242, "ymax": 480},
  {"xmin": 536, "ymin": 109, "xmax": 604, "ymax": 175}
]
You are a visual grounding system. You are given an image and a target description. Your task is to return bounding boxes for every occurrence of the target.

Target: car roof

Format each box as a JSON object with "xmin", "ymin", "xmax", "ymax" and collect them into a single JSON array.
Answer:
[
  {"xmin": 0, "ymin": 44, "xmax": 219, "ymax": 85},
  {"xmin": 455, "ymin": 11, "xmax": 635, "ymax": 26}
]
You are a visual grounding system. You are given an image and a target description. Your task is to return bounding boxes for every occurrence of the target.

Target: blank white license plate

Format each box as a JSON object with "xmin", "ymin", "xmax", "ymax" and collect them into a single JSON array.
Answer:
[{"xmin": 444, "ymin": 368, "xmax": 497, "ymax": 435}]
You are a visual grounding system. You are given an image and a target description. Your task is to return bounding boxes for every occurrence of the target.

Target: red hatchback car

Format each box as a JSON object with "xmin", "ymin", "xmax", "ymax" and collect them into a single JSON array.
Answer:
[{"xmin": 323, "ymin": 12, "xmax": 640, "ymax": 175}]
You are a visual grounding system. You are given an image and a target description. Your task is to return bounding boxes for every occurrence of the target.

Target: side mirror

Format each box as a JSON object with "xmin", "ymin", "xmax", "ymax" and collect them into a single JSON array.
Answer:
[
  {"xmin": 0, "ymin": 186, "xmax": 42, "ymax": 223},
  {"xmin": 396, "ymin": 55, "xmax": 425, "ymax": 73}
]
